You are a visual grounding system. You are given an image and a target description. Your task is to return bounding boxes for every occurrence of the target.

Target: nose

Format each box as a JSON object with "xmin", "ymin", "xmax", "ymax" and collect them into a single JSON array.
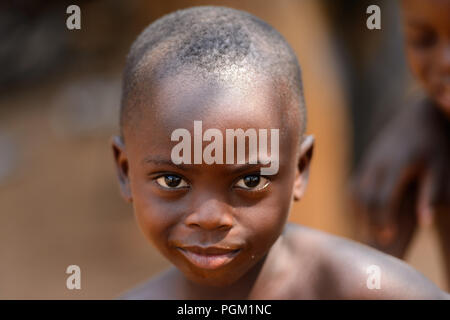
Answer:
[{"xmin": 184, "ymin": 198, "xmax": 234, "ymax": 231}]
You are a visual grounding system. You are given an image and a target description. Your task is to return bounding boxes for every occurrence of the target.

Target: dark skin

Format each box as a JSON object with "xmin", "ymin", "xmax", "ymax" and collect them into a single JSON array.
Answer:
[
  {"xmin": 404, "ymin": 0, "xmax": 450, "ymax": 117},
  {"xmin": 113, "ymin": 69, "xmax": 448, "ymax": 299},
  {"xmin": 352, "ymin": 0, "xmax": 450, "ymax": 288}
]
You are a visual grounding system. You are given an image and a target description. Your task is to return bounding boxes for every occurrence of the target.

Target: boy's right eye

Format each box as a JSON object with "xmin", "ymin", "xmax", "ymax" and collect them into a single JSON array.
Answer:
[{"xmin": 155, "ymin": 174, "xmax": 189, "ymax": 189}]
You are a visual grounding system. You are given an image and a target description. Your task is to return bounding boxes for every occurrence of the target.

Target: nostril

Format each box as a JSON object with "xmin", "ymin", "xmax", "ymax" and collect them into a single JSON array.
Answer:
[
  {"xmin": 185, "ymin": 200, "xmax": 234, "ymax": 230},
  {"xmin": 187, "ymin": 222, "xmax": 232, "ymax": 231},
  {"xmin": 187, "ymin": 222, "xmax": 201, "ymax": 228},
  {"xmin": 218, "ymin": 224, "xmax": 232, "ymax": 231}
]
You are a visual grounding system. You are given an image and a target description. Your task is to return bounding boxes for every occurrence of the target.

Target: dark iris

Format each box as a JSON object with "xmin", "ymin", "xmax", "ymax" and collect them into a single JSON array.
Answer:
[
  {"xmin": 164, "ymin": 175, "xmax": 181, "ymax": 188},
  {"xmin": 243, "ymin": 175, "xmax": 260, "ymax": 188}
]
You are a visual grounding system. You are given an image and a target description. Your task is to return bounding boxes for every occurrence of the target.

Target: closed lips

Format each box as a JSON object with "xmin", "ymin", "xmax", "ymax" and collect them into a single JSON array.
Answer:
[{"xmin": 177, "ymin": 246, "xmax": 241, "ymax": 269}]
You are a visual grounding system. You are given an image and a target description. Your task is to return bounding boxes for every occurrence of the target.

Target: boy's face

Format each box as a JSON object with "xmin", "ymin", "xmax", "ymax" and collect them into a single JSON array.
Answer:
[
  {"xmin": 113, "ymin": 71, "xmax": 313, "ymax": 287},
  {"xmin": 402, "ymin": 0, "xmax": 450, "ymax": 116}
]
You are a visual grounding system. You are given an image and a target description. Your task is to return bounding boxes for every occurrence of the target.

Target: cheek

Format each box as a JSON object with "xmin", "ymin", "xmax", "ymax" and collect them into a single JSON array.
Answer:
[
  {"xmin": 406, "ymin": 48, "xmax": 435, "ymax": 88},
  {"xmin": 130, "ymin": 181, "xmax": 179, "ymax": 248},
  {"xmin": 241, "ymin": 183, "xmax": 293, "ymax": 254},
  {"xmin": 406, "ymin": 48, "xmax": 438, "ymax": 94}
]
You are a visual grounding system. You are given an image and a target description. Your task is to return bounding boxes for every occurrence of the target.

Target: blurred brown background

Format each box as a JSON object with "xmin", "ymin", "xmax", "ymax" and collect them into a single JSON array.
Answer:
[{"xmin": 0, "ymin": 0, "xmax": 446, "ymax": 299}]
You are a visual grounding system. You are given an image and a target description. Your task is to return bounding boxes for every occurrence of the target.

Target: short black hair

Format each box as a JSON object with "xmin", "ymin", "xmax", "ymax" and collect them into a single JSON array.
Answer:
[{"xmin": 120, "ymin": 6, "xmax": 306, "ymax": 137}]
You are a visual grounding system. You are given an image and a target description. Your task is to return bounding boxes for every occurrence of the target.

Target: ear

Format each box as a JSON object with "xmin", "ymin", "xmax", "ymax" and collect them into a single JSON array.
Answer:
[
  {"xmin": 111, "ymin": 135, "xmax": 132, "ymax": 202},
  {"xmin": 293, "ymin": 135, "xmax": 314, "ymax": 201}
]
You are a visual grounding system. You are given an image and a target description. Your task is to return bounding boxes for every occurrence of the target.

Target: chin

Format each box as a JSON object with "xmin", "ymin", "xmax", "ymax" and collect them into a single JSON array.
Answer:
[
  {"xmin": 437, "ymin": 102, "xmax": 450, "ymax": 120},
  {"xmin": 432, "ymin": 90, "xmax": 450, "ymax": 119},
  {"xmin": 185, "ymin": 269, "xmax": 243, "ymax": 287}
]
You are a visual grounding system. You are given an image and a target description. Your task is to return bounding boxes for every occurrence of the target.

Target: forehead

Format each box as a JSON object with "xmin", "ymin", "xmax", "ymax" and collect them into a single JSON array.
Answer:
[
  {"xmin": 402, "ymin": 0, "xmax": 450, "ymax": 28},
  {"xmin": 125, "ymin": 69, "xmax": 299, "ymax": 151}
]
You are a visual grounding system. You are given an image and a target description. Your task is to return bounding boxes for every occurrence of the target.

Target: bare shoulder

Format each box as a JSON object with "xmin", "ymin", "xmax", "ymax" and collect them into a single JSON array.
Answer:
[
  {"xmin": 284, "ymin": 223, "xmax": 449, "ymax": 299},
  {"xmin": 116, "ymin": 267, "xmax": 179, "ymax": 300}
]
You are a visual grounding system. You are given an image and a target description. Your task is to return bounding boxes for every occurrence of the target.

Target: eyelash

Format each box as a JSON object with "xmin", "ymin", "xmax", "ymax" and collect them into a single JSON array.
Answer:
[
  {"xmin": 152, "ymin": 172, "xmax": 271, "ymax": 192},
  {"xmin": 233, "ymin": 173, "xmax": 271, "ymax": 191},
  {"xmin": 152, "ymin": 173, "xmax": 190, "ymax": 190}
]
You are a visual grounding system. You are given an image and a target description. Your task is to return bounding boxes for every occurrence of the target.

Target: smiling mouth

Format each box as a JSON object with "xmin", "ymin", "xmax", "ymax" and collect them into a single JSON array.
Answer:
[{"xmin": 177, "ymin": 246, "xmax": 241, "ymax": 270}]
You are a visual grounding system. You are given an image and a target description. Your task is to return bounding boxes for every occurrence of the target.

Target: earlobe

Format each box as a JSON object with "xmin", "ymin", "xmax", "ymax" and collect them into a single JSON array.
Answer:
[
  {"xmin": 111, "ymin": 135, "xmax": 132, "ymax": 202},
  {"xmin": 293, "ymin": 135, "xmax": 314, "ymax": 201}
]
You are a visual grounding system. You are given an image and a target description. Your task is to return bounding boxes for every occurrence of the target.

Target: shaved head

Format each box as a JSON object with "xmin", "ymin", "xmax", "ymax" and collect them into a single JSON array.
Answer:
[{"xmin": 120, "ymin": 6, "xmax": 306, "ymax": 139}]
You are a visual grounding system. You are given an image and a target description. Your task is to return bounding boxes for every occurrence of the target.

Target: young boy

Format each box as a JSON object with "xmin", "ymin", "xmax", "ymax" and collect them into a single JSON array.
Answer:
[
  {"xmin": 112, "ymin": 6, "xmax": 449, "ymax": 299},
  {"xmin": 353, "ymin": 0, "xmax": 450, "ymax": 286}
]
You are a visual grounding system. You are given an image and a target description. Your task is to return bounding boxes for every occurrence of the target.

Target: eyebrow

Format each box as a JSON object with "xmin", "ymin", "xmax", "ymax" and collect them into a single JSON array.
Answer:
[
  {"xmin": 142, "ymin": 156, "xmax": 195, "ymax": 172},
  {"xmin": 406, "ymin": 20, "xmax": 432, "ymax": 30},
  {"xmin": 142, "ymin": 156, "xmax": 275, "ymax": 174},
  {"xmin": 228, "ymin": 160, "xmax": 275, "ymax": 175}
]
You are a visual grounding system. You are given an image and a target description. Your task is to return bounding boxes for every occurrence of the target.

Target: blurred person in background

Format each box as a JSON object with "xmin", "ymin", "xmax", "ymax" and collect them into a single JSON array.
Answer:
[{"xmin": 351, "ymin": 0, "xmax": 450, "ymax": 289}]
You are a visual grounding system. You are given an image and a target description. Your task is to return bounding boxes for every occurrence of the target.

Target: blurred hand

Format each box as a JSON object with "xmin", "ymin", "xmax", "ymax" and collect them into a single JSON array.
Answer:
[{"xmin": 352, "ymin": 100, "xmax": 450, "ymax": 256}]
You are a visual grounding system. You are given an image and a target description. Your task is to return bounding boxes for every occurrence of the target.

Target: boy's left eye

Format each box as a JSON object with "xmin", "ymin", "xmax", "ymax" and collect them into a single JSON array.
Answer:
[
  {"xmin": 155, "ymin": 174, "xmax": 189, "ymax": 189},
  {"xmin": 234, "ymin": 175, "xmax": 269, "ymax": 190}
]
